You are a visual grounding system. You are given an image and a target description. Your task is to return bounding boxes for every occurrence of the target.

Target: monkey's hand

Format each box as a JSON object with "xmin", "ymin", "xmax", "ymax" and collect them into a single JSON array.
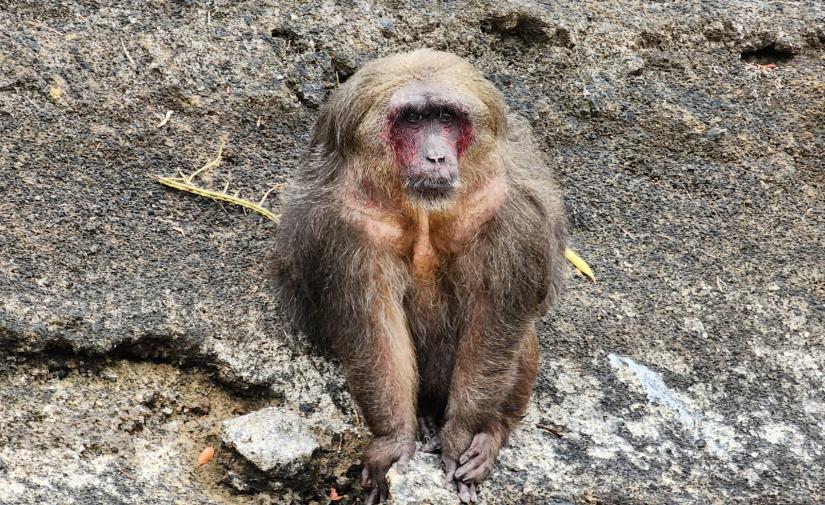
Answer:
[
  {"xmin": 441, "ymin": 423, "xmax": 479, "ymax": 503},
  {"xmin": 361, "ymin": 434, "xmax": 416, "ymax": 504},
  {"xmin": 442, "ymin": 454, "xmax": 479, "ymax": 504},
  {"xmin": 454, "ymin": 432, "xmax": 496, "ymax": 484},
  {"xmin": 442, "ymin": 426, "xmax": 500, "ymax": 503}
]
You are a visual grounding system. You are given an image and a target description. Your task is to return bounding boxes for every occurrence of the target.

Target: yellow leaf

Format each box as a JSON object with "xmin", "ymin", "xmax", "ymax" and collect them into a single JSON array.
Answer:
[{"xmin": 565, "ymin": 248, "xmax": 595, "ymax": 282}]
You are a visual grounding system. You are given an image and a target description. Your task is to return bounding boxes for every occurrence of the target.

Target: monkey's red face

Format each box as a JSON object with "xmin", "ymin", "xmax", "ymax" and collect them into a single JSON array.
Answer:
[{"xmin": 387, "ymin": 90, "xmax": 475, "ymax": 203}]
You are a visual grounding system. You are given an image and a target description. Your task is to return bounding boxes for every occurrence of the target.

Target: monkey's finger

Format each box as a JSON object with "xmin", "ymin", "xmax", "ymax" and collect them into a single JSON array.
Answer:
[
  {"xmin": 457, "ymin": 481, "xmax": 473, "ymax": 503},
  {"xmin": 454, "ymin": 457, "xmax": 482, "ymax": 481},
  {"xmin": 378, "ymin": 477, "xmax": 390, "ymax": 502},
  {"xmin": 459, "ymin": 446, "xmax": 479, "ymax": 465},
  {"xmin": 458, "ymin": 464, "xmax": 490, "ymax": 484},
  {"xmin": 397, "ymin": 450, "xmax": 412, "ymax": 474},
  {"xmin": 470, "ymin": 483, "xmax": 479, "ymax": 502},
  {"xmin": 365, "ymin": 487, "xmax": 380, "ymax": 505},
  {"xmin": 362, "ymin": 466, "xmax": 372, "ymax": 488}
]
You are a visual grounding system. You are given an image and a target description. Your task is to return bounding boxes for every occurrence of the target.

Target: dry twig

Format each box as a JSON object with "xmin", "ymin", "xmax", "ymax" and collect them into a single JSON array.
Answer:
[
  {"xmin": 120, "ymin": 38, "xmax": 136, "ymax": 67},
  {"xmin": 155, "ymin": 136, "xmax": 281, "ymax": 223}
]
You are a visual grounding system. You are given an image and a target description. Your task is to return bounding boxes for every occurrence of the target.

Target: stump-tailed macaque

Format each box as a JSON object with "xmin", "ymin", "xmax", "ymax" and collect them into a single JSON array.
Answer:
[{"xmin": 271, "ymin": 49, "xmax": 566, "ymax": 503}]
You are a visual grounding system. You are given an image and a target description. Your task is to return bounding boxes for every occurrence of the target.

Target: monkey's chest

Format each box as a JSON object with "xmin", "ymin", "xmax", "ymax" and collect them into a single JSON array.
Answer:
[
  {"xmin": 403, "ymin": 210, "xmax": 442, "ymax": 281},
  {"xmin": 403, "ymin": 213, "xmax": 469, "ymax": 283},
  {"xmin": 404, "ymin": 272, "xmax": 458, "ymax": 349}
]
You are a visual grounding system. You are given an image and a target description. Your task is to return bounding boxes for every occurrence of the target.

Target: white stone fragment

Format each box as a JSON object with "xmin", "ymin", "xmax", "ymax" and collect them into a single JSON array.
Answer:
[{"xmin": 221, "ymin": 407, "xmax": 318, "ymax": 475}]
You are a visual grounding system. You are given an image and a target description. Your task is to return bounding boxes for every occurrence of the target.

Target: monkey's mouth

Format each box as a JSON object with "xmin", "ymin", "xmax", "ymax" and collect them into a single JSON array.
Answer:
[{"xmin": 404, "ymin": 176, "xmax": 458, "ymax": 201}]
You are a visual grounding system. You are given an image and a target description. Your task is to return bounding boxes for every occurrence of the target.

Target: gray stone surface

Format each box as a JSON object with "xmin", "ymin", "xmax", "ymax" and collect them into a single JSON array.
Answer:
[
  {"xmin": 387, "ymin": 453, "xmax": 457, "ymax": 505},
  {"xmin": 1, "ymin": 0, "xmax": 823, "ymax": 504},
  {"xmin": 221, "ymin": 407, "xmax": 318, "ymax": 474}
]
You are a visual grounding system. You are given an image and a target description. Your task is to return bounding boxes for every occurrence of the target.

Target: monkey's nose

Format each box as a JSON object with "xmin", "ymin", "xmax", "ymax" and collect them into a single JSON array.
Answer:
[{"xmin": 426, "ymin": 154, "xmax": 446, "ymax": 164}]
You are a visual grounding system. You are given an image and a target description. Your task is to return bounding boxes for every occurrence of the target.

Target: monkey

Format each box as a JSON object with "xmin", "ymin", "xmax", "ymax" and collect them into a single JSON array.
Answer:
[{"xmin": 270, "ymin": 49, "xmax": 567, "ymax": 504}]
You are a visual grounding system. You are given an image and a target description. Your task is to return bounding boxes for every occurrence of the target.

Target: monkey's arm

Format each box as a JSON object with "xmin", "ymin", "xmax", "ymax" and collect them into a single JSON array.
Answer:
[
  {"xmin": 440, "ymin": 296, "xmax": 541, "ymax": 500},
  {"xmin": 344, "ymin": 270, "xmax": 418, "ymax": 504},
  {"xmin": 441, "ymin": 190, "xmax": 565, "ymax": 492},
  {"xmin": 441, "ymin": 300, "xmax": 537, "ymax": 453},
  {"xmin": 272, "ymin": 207, "xmax": 417, "ymax": 502}
]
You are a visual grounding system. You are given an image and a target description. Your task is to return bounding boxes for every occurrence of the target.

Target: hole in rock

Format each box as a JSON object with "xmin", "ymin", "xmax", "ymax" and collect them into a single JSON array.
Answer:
[{"xmin": 741, "ymin": 43, "xmax": 794, "ymax": 65}]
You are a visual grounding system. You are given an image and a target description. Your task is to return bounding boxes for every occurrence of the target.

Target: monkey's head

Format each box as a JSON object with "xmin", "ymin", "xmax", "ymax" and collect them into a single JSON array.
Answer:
[{"xmin": 310, "ymin": 49, "xmax": 507, "ymax": 208}]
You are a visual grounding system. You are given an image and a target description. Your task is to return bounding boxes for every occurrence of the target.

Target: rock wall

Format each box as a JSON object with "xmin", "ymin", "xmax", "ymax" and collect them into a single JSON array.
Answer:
[{"xmin": 1, "ymin": 0, "xmax": 823, "ymax": 503}]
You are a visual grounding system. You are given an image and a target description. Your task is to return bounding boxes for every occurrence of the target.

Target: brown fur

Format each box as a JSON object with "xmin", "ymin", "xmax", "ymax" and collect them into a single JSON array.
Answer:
[{"xmin": 271, "ymin": 49, "xmax": 567, "ymax": 503}]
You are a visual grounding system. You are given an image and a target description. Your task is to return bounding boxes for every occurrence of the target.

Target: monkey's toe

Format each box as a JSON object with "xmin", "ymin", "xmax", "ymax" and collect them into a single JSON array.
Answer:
[
  {"xmin": 418, "ymin": 416, "xmax": 442, "ymax": 452},
  {"xmin": 417, "ymin": 416, "xmax": 438, "ymax": 439},
  {"xmin": 421, "ymin": 432, "xmax": 443, "ymax": 453},
  {"xmin": 364, "ymin": 484, "xmax": 388, "ymax": 505},
  {"xmin": 362, "ymin": 436, "xmax": 414, "ymax": 504},
  {"xmin": 362, "ymin": 465, "xmax": 390, "ymax": 504},
  {"xmin": 443, "ymin": 455, "xmax": 458, "ymax": 490}
]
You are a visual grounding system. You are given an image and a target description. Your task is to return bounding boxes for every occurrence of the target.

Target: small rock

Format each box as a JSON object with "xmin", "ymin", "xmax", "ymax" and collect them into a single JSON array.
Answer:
[
  {"xmin": 625, "ymin": 55, "xmax": 645, "ymax": 76},
  {"xmin": 221, "ymin": 407, "xmax": 318, "ymax": 476},
  {"xmin": 387, "ymin": 452, "xmax": 457, "ymax": 504},
  {"xmin": 706, "ymin": 127, "xmax": 728, "ymax": 140},
  {"xmin": 99, "ymin": 369, "xmax": 118, "ymax": 381},
  {"xmin": 23, "ymin": 36, "xmax": 40, "ymax": 51},
  {"xmin": 378, "ymin": 17, "xmax": 395, "ymax": 37},
  {"xmin": 41, "ymin": 404, "xmax": 60, "ymax": 418},
  {"xmin": 189, "ymin": 397, "xmax": 211, "ymax": 415},
  {"xmin": 224, "ymin": 470, "xmax": 253, "ymax": 492}
]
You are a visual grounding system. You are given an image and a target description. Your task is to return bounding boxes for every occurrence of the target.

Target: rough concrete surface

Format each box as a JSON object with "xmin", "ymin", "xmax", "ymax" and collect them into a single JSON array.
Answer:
[{"xmin": 0, "ymin": 0, "xmax": 823, "ymax": 504}]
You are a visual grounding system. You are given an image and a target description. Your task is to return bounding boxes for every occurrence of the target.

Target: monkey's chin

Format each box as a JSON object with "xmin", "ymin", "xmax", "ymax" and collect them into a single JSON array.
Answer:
[{"xmin": 406, "ymin": 189, "xmax": 457, "ymax": 213}]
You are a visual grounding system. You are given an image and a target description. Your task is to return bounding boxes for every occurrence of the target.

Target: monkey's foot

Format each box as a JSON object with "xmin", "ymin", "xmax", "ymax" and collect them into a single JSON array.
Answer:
[
  {"xmin": 454, "ymin": 432, "xmax": 496, "ymax": 484},
  {"xmin": 443, "ymin": 456, "xmax": 479, "ymax": 503},
  {"xmin": 417, "ymin": 416, "xmax": 442, "ymax": 453}
]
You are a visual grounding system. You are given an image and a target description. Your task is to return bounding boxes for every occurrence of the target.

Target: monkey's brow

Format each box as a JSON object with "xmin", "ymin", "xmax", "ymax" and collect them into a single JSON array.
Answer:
[{"xmin": 393, "ymin": 102, "xmax": 465, "ymax": 117}]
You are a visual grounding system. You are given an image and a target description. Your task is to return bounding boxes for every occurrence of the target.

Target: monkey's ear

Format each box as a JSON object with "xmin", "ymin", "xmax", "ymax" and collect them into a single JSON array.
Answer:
[
  {"xmin": 308, "ymin": 100, "xmax": 337, "ymax": 153},
  {"xmin": 309, "ymin": 78, "xmax": 371, "ymax": 157}
]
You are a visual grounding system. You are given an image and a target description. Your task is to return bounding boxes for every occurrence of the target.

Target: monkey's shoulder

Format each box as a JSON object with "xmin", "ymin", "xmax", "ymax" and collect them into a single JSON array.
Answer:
[
  {"xmin": 483, "ymin": 183, "xmax": 559, "ymax": 239},
  {"xmin": 456, "ymin": 185, "xmax": 563, "ymax": 313}
]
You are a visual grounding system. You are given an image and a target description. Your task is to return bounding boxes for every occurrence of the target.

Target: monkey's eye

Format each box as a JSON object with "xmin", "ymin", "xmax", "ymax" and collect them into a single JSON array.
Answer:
[
  {"xmin": 438, "ymin": 111, "xmax": 454, "ymax": 123},
  {"xmin": 403, "ymin": 111, "xmax": 423, "ymax": 123}
]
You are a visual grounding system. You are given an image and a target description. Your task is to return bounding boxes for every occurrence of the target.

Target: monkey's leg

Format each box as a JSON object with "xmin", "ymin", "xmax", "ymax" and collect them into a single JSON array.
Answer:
[
  {"xmin": 346, "ymin": 281, "xmax": 418, "ymax": 505},
  {"xmin": 441, "ymin": 321, "xmax": 539, "ymax": 503}
]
